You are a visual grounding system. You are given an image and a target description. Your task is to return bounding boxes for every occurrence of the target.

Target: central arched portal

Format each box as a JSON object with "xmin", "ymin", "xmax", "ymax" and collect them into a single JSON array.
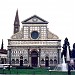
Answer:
[{"xmin": 31, "ymin": 51, "xmax": 38, "ymax": 67}]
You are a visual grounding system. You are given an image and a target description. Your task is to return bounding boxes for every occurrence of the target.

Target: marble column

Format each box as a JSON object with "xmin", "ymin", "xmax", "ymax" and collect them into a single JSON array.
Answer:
[
  {"xmin": 38, "ymin": 49, "xmax": 41, "ymax": 67},
  {"xmin": 58, "ymin": 49, "xmax": 59, "ymax": 64},
  {"xmin": 58, "ymin": 49, "xmax": 61, "ymax": 64},
  {"xmin": 38, "ymin": 57, "xmax": 40, "ymax": 67},
  {"xmin": 29, "ymin": 56, "xmax": 31, "ymax": 66},
  {"xmin": 9, "ymin": 49, "xmax": 11, "ymax": 64},
  {"xmin": 28, "ymin": 49, "xmax": 29, "ymax": 64},
  {"xmin": 28, "ymin": 49, "xmax": 31, "ymax": 66}
]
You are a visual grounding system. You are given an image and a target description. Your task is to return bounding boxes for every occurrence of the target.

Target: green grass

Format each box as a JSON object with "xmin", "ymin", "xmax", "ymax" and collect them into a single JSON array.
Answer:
[
  {"xmin": 0, "ymin": 68, "xmax": 75, "ymax": 75},
  {"xmin": 50, "ymin": 71, "xmax": 75, "ymax": 75},
  {"xmin": 0, "ymin": 68, "xmax": 49, "ymax": 74}
]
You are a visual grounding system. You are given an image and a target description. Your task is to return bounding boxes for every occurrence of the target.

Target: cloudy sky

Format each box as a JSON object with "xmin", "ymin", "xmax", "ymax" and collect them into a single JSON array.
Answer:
[{"xmin": 0, "ymin": 0, "xmax": 75, "ymax": 49}]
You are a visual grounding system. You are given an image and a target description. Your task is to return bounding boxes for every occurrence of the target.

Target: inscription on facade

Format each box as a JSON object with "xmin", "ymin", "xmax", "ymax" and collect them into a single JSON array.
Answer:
[{"xmin": 8, "ymin": 41, "xmax": 61, "ymax": 46}]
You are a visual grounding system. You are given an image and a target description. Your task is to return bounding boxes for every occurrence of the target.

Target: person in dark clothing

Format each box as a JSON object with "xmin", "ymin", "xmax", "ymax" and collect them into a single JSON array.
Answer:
[
  {"xmin": 68, "ymin": 63, "xmax": 71, "ymax": 75},
  {"xmin": 71, "ymin": 43, "xmax": 75, "ymax": 69},
  {"xmin": 61, "ymin": 38, "xmax": 71, "ymax": 63}
]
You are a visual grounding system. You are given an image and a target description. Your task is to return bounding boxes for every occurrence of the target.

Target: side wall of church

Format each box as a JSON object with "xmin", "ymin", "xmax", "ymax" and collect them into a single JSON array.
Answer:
[
  {"xmin": 8, "ymin": 46, "xmax": 28, "ymax": 65},
  {"xmin": 40, "ymin": 47, "xmax": 61, "ymax": 66}
]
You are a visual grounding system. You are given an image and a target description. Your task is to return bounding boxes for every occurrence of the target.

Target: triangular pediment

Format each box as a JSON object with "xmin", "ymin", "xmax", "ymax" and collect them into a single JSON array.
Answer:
[{"xmin": 22, "ymin": 15, "xmax": 48, "ymax": 24}]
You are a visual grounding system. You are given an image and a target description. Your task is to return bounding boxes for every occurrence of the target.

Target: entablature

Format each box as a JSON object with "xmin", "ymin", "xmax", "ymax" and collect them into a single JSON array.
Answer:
[{"xmin": 8, "ymin": 40, "xmax": 61, "ymax": 47}]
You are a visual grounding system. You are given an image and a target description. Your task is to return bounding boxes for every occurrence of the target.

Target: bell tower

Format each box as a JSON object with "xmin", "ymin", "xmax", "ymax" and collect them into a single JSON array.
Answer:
[{"xmin": 14, "ymin": 9, "xmax": 20, "ymax": 34}]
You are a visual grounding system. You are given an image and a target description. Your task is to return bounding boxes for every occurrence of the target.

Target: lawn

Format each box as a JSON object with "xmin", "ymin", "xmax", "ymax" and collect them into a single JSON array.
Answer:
[
  {"xmin": 0, "ymin": 68, "xmax": 49, "ymax": 74},
  {"xmin": 0, "ymin": 68, "xmax": 75, "ymax": 75}
]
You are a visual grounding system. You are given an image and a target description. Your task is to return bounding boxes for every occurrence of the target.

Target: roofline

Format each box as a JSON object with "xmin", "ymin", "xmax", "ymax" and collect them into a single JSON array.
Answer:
[
  {"xmin": 21, "ymin": 15, "xmax": 49, "ymax": 24},
  {"xmin": 7, "ymin": 45, "xmax": 61, "ymax": 48},
  {"xmin": 22, "ymin": 22, "xmax": 48, "ymax": 24},
  {"xmin": 8, "ymin": 39, "xmax": 61, "ymax": 41}
]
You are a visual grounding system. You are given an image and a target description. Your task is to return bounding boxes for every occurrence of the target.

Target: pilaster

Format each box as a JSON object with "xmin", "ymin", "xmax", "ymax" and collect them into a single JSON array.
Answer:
[{"xmin": 28, "ymin": 49, "xmax": 31, "ymax": 66}]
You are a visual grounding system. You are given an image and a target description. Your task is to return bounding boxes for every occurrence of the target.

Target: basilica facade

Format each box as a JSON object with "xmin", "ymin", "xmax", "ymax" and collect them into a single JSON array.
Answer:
[{"xmin": 8, "ymin": 10, "xmax": 61, "ymax": 67}]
